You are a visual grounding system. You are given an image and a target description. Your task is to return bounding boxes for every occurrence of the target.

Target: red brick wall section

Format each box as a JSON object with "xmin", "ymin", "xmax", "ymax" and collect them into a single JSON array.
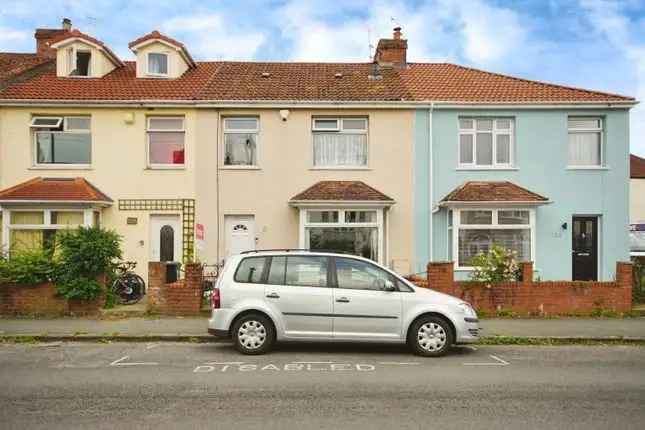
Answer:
[
  {"xmin": 420, "ymin": 261, "xmax": 633, "ymax": 316},
  {"xmin": 147, "ymin": 262, "xmax": 203, "ymax": 315}
]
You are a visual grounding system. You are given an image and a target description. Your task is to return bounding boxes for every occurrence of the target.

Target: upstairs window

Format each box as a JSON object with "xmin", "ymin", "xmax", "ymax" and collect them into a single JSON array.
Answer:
[
  {"xmin": 459, "ymin": 118, "xmax": 513, "ymax": 168},
  {"xmin": 147, "ymin": 117, "xmax": 185, "ymax": 167},
  {"xmin": 30, "ymin": 116, "xmax": 91, "ymax": 165},
  {"xmin": 312, "ymin": 118, "xmax": 368, "ymax": 167},
  {"xmin": 223, "ymin": 118, "xmax": 259, "ymax": 166},
  {"xmin": 66, "ymin": 47, "xmax": 91, "ymax": 77},
  {"xmin": 147, "ymin": 53, "xmax": 168, "ymax": 76},
  {"xmin": 568, "ymin": 117, "xmax": 603, "ymax": 167}
]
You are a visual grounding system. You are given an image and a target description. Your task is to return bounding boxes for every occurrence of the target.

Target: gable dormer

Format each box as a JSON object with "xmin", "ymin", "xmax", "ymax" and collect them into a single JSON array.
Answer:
[
  {"xmin": 49, "ymin": 29, "xmax": 124, "ymax": 78},
  {"xmin": 128, "ymin": 31, "xmax": 196, "ymax": 79}
]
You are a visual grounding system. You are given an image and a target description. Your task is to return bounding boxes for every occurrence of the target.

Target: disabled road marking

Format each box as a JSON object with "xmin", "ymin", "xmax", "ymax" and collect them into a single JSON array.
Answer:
[
  {"xmin": 463, "ymin": 354, "xmax": 509, "ymax": 366},
  {"xmin": 194, "ymin": 361, "xmax": 376, "ymax": 373},
  {"xmin": 110, "ymin": 355, "xmax": 159, "ymax": 367}
]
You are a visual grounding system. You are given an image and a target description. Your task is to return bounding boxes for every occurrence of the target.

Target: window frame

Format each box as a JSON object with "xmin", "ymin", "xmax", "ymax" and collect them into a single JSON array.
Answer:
[
  {"xmin": 146, "ymin": 52, "xmax": 169, "ymax": 77},
  {"xmin": 450, "ymin": 207, "xmax": 536, "ymax": 271},
  {"xmin": 458, "ymin": 117, "xmax": 514, "ymax": 169},
  {"xmin": 567, "ymin": 116, "xmax": 604, "ymax": 168},
  {"xmin": 311, "ymin": 116, "xmax": 369, "ymax": 169},
  {"xmin": 221, "ymin": 116, "xmax": 260, "ymax": 169},
  {"xmin": 65, "ymin": 47, "xmax": 92, "ymax": 78},
  {"xmin": 146, "ymin": 116, "xmax": 186, "ymax": 169},
  {"xmin": 31, "ymin": 115, "xmax": 92, "ymax": 167}
]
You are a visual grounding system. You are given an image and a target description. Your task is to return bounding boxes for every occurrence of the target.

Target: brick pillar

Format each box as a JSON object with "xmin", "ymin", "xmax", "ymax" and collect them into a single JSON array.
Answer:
[
  {"xmin": 184, "ymin": 263, "xmax": 203, "ymax": 290},
  {"xmin": 427, "ymin": 262, "xmax": 455, "ymax": 294},
  {"xmin": 147, "ymin": 262, "xmax": 167, "ymax": 308},
  {"xmin": 615, "ymin": 261, "xmax": 633, "ymax": 310},
  {"xmin": 520, "ymin": 262, "xmax": 534, "ymax": 284}
]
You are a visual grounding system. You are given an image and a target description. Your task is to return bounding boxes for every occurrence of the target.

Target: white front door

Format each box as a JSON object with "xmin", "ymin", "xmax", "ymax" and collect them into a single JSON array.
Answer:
[
  {"xmin": 150, "ymin": 214, "xmax": 182, "ymax": 262},
  {"xmin": 225, "ymin": 215, "xmax": 256, "ymax": 258}
]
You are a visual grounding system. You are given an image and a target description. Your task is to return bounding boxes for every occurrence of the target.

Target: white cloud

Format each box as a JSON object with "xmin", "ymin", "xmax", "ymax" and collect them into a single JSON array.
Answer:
[
  {"xmin": 161, "ymin": 13, "xmax": 266, "ymax": 60},
  {"xmin": 0, "ymin": 26, "xmax": 29, "ymax": 51}
]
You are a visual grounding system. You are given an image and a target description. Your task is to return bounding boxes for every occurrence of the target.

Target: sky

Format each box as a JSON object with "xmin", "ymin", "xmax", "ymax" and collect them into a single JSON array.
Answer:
[{"xmin": 1, "ymin": 0, "xmax": 645, "ymax": 156}]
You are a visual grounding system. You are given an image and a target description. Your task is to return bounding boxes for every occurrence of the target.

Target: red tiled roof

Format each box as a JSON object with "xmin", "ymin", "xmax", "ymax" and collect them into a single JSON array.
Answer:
[
  {"xmin": 400, "ymin": 63, "xmax": 633, "ymax": 103},
  {"xmin": 0, "ymin": 177, "xmax": 113, "ymax": 203},
  {"xmin": 0, "ymin": 53, "xmax": 51, "ymax": 84},
  {"xmin": 291, "ymin": 181, "xmax": 394, "ymax": 202},
  {"xmin": 441, "ymin": 181, "xmax": 548, "ymax": 203},
  {"xmin": 631, "ymin": 154, "xmax": 645, "ymax": 179},
  {"xmin": 48, "ymin": 29, "xmax": 124, "ymax": 67},
  {"xmin": 128, "ymin": 30, "xmax": 196, "ymax": 68}
]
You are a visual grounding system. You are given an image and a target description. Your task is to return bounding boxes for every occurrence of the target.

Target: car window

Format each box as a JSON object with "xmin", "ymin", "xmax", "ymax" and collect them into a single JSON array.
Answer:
[
  {"xmin": 285, "ymin": 256, "xmax": 329, "ymax": 287},
  {"xmin": 234, "ymin": 257, "xmax": 267, "ymax": 284},
  {"xmin": 267, "ymin": 256, "xmax": 286, "ymax": 285},
  {"xmin": 335, "ymin": 257, "xmax": 395, "ymax": 291}
]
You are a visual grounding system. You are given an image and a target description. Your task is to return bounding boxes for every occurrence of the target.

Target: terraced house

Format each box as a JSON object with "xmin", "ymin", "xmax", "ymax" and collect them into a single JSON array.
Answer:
[{"xmin": 0, "ymin": 20, "xmax": 636, "ymax": 281}]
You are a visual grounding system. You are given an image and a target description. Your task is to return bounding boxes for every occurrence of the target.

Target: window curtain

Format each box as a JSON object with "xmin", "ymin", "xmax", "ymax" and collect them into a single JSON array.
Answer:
[
  {"xmin": 149, "ymin": 54, "xmax": 167, "ymax": 74},
  {"xmin": 10, "ymin": 230, "xmax": 43, "ymax": 254},
  {"xmin": 568, "ymin": 132, "xmax": 600, "ymax": 165},
  {"xmin": 225, "ymin": 133, "xmax": 257, "ymax": 165},
  {"xmin": 52, "ymin": 212, "xmax": 83, "ymax": 225},
  {"xmin": 313, "ymin": 134, "xmax": 367, "ymax": 166},
  {"xmin": 10, "ymin": 212, "xmax": 44, "ymax": 224}
]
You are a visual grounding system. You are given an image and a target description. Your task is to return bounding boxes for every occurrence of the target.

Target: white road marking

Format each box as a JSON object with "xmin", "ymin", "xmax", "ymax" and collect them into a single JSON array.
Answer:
[
  {"xmin": 145, "ymin": 343, "xmax": 159, "ymax": 350},
  {"xmin": 203, "ymin": 361, "xmax": 245, "ymax": 365},
  {"xmin": 109, "ymin": 355, "xmax": 159, "ymax": 367},
  {"xmin": 292, "ymin": 361, "xmax": 334, "ymax": 364},
  {"xmin": 463, "ymin": 354, "xmax": 510, "ymax": 366},
  {"xmin": 465, "ymin": 346, "xmax": 478, "ymax": 351},
  {"xmin": 377, "ymin": 362, "xmax": 420, "ymax": 365}
]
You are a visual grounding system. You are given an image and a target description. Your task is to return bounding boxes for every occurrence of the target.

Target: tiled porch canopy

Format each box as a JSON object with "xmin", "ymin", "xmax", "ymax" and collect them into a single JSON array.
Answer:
[
  {"xmin": 289, "ymin": 181, "xmax": 394, "ymax": 206},
  {"xmin": 0, "ymin": 177, "xmax": 112, "ymax": 206},
  {"xmin": 439, "ymin": 181, "xmax": 549, "ymax": 206}
]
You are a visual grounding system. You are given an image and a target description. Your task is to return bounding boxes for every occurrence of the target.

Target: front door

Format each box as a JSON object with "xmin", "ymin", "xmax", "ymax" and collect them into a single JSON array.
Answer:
[
  {"xmin": 150, "ymin": 214, "xmax": 182, "ymax": 262},
  {"xmin": 331, "ymin": 257, "xmax": 402, "ymax": 340},
  {"xmin": 572, "ymin": 216, "xmax": 598, "ymax": 281},
  {"xmin": 225, "ymin": 215, "xmax": 256, "ymax": 259}
]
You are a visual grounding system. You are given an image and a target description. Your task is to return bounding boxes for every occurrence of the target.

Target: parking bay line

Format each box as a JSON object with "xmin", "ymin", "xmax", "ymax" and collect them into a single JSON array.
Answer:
[
  {"xmin": 110, "ymin": 355, "xmax": 159, "ymax": 367},
  {"xmin": 462, "ymin": 354, "xmax": 509, "ymax": 366}
]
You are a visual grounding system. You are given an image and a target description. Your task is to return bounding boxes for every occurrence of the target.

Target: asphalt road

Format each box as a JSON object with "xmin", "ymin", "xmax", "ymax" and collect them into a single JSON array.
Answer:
[{"xmin": 1, "ymin": 341, "xmax": 644, "ymax": 429}]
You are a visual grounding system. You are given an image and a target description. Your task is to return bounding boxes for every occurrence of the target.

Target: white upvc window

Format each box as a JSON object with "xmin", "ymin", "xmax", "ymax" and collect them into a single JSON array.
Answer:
[
  {"xmin": 458, "ymin": 118, "xmax": 514, "ymax": 168},
  {"xmin": 30, "ymin": 115, "xmax": 91, "ymax": 166},
  {"xmin": 568, "ymin": 117, "xmax": 603, "ymax": 167},
  {"xmin": 450, "ymin": 208, "xmax": 535, "ymax": 270},
  {"xmin": 312, "ymin": 117, "xmax": 368, "ymax": 168},
  {"xmin": 147, "ymin": 52, "xmax": 169, "ymax": 76},
  {"xmin": 65, "ymin": 47, "xmax": 91, "ymax": 77},
  {"xmin": 147, "ymin": 116, "xmax": 185, "ymax": 167},
  {"xmin": 1, "ymin": 208, "xmax": 97, "ymax": 257},
  {"xmin": 299, "ymin": 208, "xmax": 383, "ymax": 263},
  {"xmin": 223, "ymin": 117, "xmax": 259, "ymax": 167}
]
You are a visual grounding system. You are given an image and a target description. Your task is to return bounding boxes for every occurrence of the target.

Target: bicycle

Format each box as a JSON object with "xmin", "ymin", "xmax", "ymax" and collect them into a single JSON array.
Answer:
[{"xmin": 111, "ymin": 261, "xmax": 146, "ymax": 305}]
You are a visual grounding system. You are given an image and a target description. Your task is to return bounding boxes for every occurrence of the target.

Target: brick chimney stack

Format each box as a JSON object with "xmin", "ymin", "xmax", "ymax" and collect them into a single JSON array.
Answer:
[
  {"xmin": 373, "ymin": 26, "xmax": 408, "ymax": 68},
  {"xmin": 35, "ymin": 18, "xmax": 71, "ymax": 58}
]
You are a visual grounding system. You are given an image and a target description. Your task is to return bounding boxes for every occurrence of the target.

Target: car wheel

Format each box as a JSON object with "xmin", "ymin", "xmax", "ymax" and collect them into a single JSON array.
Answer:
[
  {"xmin": 408, "ymin": 315, "xmax": 454, "ymax": 357},
  {"xmin": 232, "ymin": 314, "xmax": 275, "ymax": 355}
]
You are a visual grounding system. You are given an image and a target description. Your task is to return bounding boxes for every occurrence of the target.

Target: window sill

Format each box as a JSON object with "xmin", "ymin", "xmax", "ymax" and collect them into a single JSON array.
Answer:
[
  {"xmin": 455, "ymin": 166, "xmax": 518, "ymax": 171},
  {"xmin": 309, "ymin": 167, "xmax": 372, "ymax": 171},
  {"xmin": 145, "ymin": 166, "xmax": 186, "ymax": 170},
  {"xmin": 29, "ymin": 165, "xmax": 92, "ymax": 170},
  {"xmin": 220, "ymin": 166, "xmax": 261, "ymax": 170},
  {"xmin": 566, "ymin": 166, "xmax": 609, "ymax": 171}
]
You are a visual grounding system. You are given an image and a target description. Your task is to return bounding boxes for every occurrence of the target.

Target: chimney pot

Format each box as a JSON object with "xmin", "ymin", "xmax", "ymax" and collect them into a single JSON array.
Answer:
[
  {"xmin": 393, "ymin": 26, "xmax": 402, "ymax": 40},
  {"xmin": 62, "ymin": 18, "xmax": 72, "ymax": 31}
]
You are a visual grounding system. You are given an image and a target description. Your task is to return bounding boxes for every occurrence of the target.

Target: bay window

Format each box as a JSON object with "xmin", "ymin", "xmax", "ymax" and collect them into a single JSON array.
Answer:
[
  {"xmin": 568, "ymin": 117, "xmax": 603, "ymax": 167},
  {"xmin": 451, "ymin": 208, "xmax": 534, "ymax": 269},
  {"xmin": 223, "ymin": 117, "xmax": 259, "ymax": 166},
  {"xmin": 458, "ymin": 118, "xmax": 513, "ymax": 168},
  {"xmin": 31, "ymin": 116, "xmax": 91, "ymax": 165},
  {"xmin": 301, "ymin": 209, "xmax": 382, "ymax": 263},
  {"xmin": 147, "ymin": 116, "xmax": 185, "ymax": 167},
  {"xmin": 312, "ymin": 118, "xmax": 368, "ymax": 167}
]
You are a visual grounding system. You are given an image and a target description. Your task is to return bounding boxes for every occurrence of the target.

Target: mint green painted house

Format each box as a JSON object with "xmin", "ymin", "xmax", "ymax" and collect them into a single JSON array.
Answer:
[{"xmin": 415, "ymin": 106, "xmax": 633, "ymax": 281}]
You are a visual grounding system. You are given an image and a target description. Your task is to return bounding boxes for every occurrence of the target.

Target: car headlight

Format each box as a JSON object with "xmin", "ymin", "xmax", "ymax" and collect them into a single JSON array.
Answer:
[{"xmin": 457, "ymin": 302, "xmax": 477, "ymax": 317}]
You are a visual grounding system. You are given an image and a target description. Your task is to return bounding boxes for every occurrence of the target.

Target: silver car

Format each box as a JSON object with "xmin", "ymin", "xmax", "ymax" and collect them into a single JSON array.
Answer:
[{"xmin": 208, "ymin": 250, "xmax": 479, "ymax": 356}]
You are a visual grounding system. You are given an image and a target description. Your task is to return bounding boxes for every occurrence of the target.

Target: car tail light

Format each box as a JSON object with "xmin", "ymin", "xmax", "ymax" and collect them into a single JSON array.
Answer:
[{"xmin": 211, "ymin": 287, "xmax": 221, "ymax": 309}]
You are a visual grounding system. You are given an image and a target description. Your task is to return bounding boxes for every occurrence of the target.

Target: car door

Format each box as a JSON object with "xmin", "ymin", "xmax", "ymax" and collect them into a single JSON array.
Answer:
[
  {"xmin": 331, "ymin": 257, "xmax": 402, "ymax": 340},
  {"xmin": 263, "ymin": 255, "xmax": 333, "ymax": 339}
]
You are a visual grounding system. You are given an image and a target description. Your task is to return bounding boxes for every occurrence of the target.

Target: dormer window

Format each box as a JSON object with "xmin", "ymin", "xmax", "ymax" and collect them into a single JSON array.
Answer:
[
  {"xmin": 147, "ymin": 53, "xmax": 168, "ymax": 76},
  {"xmin": 66, "ymin": 47, "xmax": 91, "ymax": 77}
]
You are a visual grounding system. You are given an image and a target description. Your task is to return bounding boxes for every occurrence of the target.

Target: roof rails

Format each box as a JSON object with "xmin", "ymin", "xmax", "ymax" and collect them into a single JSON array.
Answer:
[{"xmin": 239, "ymin": 249, "xmax": 352, "ymax": 255}]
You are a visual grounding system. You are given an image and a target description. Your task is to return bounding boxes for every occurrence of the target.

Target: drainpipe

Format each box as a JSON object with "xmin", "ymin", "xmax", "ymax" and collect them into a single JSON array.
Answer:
[
  {"xmin": 216, "ymin": 110, "xmax": 221, "ymax": 265},
  {"xmin": 428, "ymin": 102, "xmax": 434, "ymax": 263}
]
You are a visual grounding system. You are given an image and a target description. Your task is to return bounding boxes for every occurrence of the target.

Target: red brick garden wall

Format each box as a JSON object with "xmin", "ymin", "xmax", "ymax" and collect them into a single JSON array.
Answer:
[
  {"xmin": 147, "ymin": 262, "xmax": 203, "ymax": 315},
  {"xmin": 412, "ymin": 261, "xmax": 632, "ymax": 316}
]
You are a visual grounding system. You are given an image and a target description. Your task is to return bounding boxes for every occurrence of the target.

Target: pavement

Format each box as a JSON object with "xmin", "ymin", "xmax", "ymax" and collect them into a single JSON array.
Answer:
[
  {"xmin": 0, "ymin": 342, "xmax": 644, "ymax": 429},
  {"xmin": 1, "ymin": 317, "xmax": 645, "ymax": 341}
]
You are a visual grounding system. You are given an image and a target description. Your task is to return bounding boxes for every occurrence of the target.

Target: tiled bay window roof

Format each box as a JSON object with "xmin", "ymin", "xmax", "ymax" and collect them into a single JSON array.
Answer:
[
  {"xmin": 631, "ymin": 154, "xmax": 645, "ymax": 179},
  {"xmin": 0, "ymin": 61, "xmax": 635, "ymax": 103},
  {"xmin": 291, "ymin": 181, "xmax": 394, "ymax": 202},
  {"xmin": 440, "ymin": 181, "xmax": 548, "ymax": 204},
  {"xmin": 0, "ymin": 177, "xmax": 113, "ymax": 204}
]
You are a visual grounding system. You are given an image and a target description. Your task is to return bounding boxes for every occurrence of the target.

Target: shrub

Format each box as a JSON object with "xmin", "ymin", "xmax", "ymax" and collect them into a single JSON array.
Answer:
[
  {"xmin": 53, "ymin": 227, "xmax": 122, "ymax": 301},
  {"xmin": 0, "ymin": 249, "xmax": 56, "ymax": 285},
  {"xmin": 470, "ymin": 245, "xmax": 521, "ymax": 284}
]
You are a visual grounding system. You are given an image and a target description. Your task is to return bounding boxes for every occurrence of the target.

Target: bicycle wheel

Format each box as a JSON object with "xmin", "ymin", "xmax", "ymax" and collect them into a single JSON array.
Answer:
[{"xmin": 112, "ymin": 275, "xmax": 144, "ymax": 305}]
